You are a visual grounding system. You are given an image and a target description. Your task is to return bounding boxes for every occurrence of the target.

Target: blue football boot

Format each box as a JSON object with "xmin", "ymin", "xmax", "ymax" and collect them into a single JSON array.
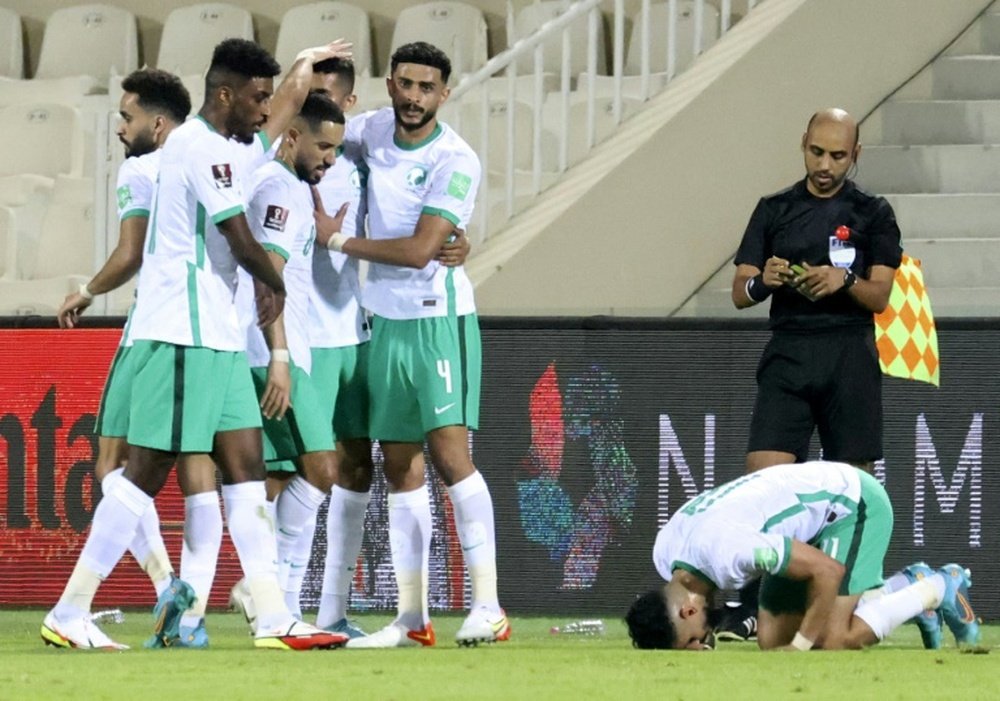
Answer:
[
  {"xmin": 902, "ymin": 562, "xmax": 943, "ymax": 649},
  {"xmin": 937, "ymin": 564, "xmax": 981, "ymax": 648},
  {"xmin": 144, "ymin": 575, "xmax": 197, "ymax": 649}
]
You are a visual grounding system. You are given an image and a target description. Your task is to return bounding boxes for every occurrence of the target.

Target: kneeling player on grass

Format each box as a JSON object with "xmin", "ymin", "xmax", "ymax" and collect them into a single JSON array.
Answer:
[{"xmin": 625, "ymin": 461, "xmax": 981, "ymax": 651}]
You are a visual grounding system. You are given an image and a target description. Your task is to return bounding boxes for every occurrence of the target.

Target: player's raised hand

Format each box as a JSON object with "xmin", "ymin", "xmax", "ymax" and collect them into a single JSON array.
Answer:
[
  {"xmin": 296, "ymin": 39, "xmax": 353, "ymax": 65},
  {"xmin": 312, "ymin": 186, "xmax": 350, "ymax": 250},
  {"xmin": 57, "ymin": 289, "xmax": 93, "ymax": 329}
]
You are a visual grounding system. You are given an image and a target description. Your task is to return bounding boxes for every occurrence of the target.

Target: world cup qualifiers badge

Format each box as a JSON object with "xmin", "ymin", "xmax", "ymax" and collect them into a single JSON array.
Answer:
[
  {"xmin": 264, "ymin": 205, "xmax": 289, "ymax": 232},
  {"xmin": 211, "ymin": 163, "xmax": 233, "ymax": 189},
  {"xmin": 829, "ymin": 224, "xmax": 856, "ymax": 268}
]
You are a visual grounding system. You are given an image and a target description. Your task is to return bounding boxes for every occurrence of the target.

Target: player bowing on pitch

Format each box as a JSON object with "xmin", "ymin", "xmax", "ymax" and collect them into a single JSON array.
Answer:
[{"xmin": 626, "ymin": 461, "xmax": 981, "ymax": 651}]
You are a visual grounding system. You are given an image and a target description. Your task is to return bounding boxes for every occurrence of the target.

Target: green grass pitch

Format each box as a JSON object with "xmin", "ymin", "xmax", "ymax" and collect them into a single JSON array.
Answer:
[{"xmin": 2, "ymin": 610, "xmax": 996, "ymax": 700}]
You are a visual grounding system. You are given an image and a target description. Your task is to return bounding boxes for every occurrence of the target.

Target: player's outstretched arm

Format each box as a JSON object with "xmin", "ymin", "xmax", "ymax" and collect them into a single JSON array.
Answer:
[
  {"xmin": 57, "ymin": 216, "xmax": 147, "ymax": 328},
  {"xmin": 264, "ymin": 40, "xmax": 353, "ymax": 145},
  {"xmin": 773, "ymin": 540, "xmax": 845, "ymax": 651},
  {"xmin": 217, "ymin": 214, "xmax": 286, "ymax": 326}
]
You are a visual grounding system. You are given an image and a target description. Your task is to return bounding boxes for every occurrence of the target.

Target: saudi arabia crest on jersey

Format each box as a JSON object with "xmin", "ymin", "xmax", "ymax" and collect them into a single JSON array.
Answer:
[{"xmin": 405, "ymin": 166, "xmax": 427, "ymax": 189}]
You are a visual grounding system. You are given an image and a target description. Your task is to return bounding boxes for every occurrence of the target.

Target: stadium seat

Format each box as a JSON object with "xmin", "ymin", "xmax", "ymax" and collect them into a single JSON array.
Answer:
[
  {"xmin": 0, "ymin": 176, "xmax": 94, "ymax": 315},
  {"xmin": 0, "ymin": 76, "xmax": 97, "ymax": 109},
  {"xmin": 447, "ymin": 93, "xmax": 538, "ymax": 172},
  {"xmin": 512, "ymin": 1, "xmax": 608, "ymax": 78},
  {"xmin": 275, "ymin": 2, "xmax": 373, "ymax": 77},
  {"xmin": 0, "ymin": 8, "xmax": 23, "ymax": 79},
  {"xmin": 0, "ymin": 103, "xmax": 84, "ymax": 180},
  {"xmin": 539, "ymin": 91, "xmax": 641, "ymax": 169},
  {"xmin": 387, "ymin": 1, "xmax": 489, "ymax": 78},
  {"xmin": 624, "ymin": 1, "xmax": 721, "ymax": 76},
  {"xmin": 352, "ymin": 75, "xmax": 391, "ymax": 112},
  {"xmin": 34, "ymin": 4, "xmax": 138, "ymax": 88},
  {"xmin": 157, "ymin": 3, "xmax": 254, "ymax": 76}
]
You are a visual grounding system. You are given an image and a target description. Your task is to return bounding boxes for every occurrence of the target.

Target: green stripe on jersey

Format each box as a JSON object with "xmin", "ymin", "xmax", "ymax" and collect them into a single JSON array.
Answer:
[
  {"xmin": 195, "ymin": 204, "xmax": 207, "ymax": 269},
  {"xmin": 121, "ymin": 209, "xmax": 150, "ymax": 221},
  {"xmin": 186, "ymin": 261, "xmax": 202, "ymax": 346}
]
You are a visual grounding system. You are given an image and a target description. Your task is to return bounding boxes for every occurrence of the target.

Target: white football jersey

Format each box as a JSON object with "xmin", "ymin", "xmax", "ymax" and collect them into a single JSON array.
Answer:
[
  {"xmin": 114, "ymin": 150, "xmax": 160, "ymax": 348},
  {"xmin": 652, "ymin": 462, "xmax": 866, "ymax": 590},
  {"xmin": 130, "ymin": 119, "xmax": 268, "ymax": 350},
  {"xmin": 240, "ymin": 159, "xmax": 317, "ymax": 373},
  {"xmin": 310, "ymin": 114, "xmax": 368, "ymax": 348},
  {"xmin": 359, "ymin": 107, "xmax": 481, "ymax": 320}
]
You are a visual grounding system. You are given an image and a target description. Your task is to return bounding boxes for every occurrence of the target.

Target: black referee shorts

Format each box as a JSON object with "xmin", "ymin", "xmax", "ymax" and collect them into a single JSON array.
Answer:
[{"xmin": 747, "ymin": 327, "xmax": 883, "ymax": 463}]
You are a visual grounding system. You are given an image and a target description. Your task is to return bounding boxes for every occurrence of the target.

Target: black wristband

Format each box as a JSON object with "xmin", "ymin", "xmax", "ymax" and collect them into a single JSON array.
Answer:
[{"xmin": 746, "ymin": 273, "xmax": 772, "ymax": 304}]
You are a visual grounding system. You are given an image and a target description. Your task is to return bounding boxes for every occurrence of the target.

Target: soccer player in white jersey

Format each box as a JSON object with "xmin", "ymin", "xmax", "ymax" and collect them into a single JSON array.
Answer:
[
  {"xmin": 54, "ymin": 68, "xmax": 224, "ymax": 648},
  {"xmin": 316, "ymin": 42, "xmax": 508, "ymax": 648},
  {"xmin": 625, "ymin": 461, "xmax": 980, "ymax": 651},
  {"xmin": 238, "ymin": 92, "xmax": 347, "ymax": 623},
  {"xmin": 41, "ymin": 39, "xmax": 348, "ymax": 651}
]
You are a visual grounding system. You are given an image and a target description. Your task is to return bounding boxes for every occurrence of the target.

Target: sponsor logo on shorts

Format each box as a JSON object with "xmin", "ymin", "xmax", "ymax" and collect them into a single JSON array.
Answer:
[
  {"xmin": 264, "ymin": 204, "xmax": 289, "ymax": 232},
  {"xmin": 212, "ymin": 163, "xmax": 233, "ymax": 189}
]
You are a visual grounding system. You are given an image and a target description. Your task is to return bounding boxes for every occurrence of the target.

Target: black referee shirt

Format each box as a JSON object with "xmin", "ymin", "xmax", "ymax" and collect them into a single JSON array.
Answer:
[{"xmin": 735, "ymin": 178, "xmax": 903, "ymax": 331}]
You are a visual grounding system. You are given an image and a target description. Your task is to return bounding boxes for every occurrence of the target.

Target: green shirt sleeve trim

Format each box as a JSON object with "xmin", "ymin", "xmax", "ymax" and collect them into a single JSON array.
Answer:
[
  {"xmin": 120, "ymin": 209, "xmax": 150, "ymax": 221},
  {"xmin": 775, "ymin": 537, "xmax": 794, "ymax": 576},
  {"xmin": 211, "ymin": 205, "xmax": 245, "ymax": 225},
  {"xmin": 257, "ymin": 131, "xmax": 273, "ymax": 152},
  {"xmin": 421, "ymin": 206, "xmax": 460, "ymax": 227},
  {"xmin": 263, "ymin": 243, "xmax": 290, "ymax": 261}
]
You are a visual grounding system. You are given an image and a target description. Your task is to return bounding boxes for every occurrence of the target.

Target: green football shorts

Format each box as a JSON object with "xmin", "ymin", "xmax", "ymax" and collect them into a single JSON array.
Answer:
[
  {"xmin": 367, "ymin": 313, "xmax": 481, "ymax": 443},
  {"xmin": 250, "ymin": 362, "xmax": 335, "ymax": 462},
  {"xmin": 95, "ymin": 344, "xmax": 134, "ymax": 438},
  {"xmin": 310, "ymin": 343, "xmax": 369, "ymax": 442},
  {"xmin": 760, "ymin": 470, "xmax": 894, "ymax": 614},
  {"xmin": 127, "ymin": 341, "xmax": 261, "ymax": 453}
]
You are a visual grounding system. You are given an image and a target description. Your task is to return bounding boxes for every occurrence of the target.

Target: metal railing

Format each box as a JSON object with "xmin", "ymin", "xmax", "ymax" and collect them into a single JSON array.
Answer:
[{"xmin": 446, "ymin": 0, "xmax": 763, "ymax": 244}]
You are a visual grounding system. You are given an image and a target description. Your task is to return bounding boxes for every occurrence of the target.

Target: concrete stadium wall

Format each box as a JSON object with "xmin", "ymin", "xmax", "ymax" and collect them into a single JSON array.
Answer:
[{"xmin": 470, "ymin": 0, "xmax": 994, "ymax": 315}]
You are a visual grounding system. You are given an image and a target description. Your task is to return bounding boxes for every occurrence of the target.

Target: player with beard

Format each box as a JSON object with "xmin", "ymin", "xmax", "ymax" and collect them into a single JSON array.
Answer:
[
  {"xmin": 315, "ymin": 42, "xmax": 507, "ymax": 648},
  {"xmin": 42, "ymin": 39, "xmax": 347, "ymax": 651},
  {"xmin": 55, "ymin": 69, "xmax": 223, "ymax": 644},
  {"xmin": 237, "ymin": 92, "xmax": 348, "ymax": 627},
  {"xmin": 625, "ymin": 461, "xmax": 979, "ymax": 651}
]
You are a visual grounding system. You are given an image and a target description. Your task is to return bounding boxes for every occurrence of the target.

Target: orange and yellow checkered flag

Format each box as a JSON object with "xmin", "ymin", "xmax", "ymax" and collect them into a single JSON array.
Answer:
[{"xmin": 874, "ymin": 254, "xmax": 939, "ymax": 386}]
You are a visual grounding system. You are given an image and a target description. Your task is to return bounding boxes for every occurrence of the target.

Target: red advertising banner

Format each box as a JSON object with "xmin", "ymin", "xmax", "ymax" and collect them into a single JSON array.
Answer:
[{"xmin": 0, "ymin": 329, "xmax": 241, "ymax": 608}]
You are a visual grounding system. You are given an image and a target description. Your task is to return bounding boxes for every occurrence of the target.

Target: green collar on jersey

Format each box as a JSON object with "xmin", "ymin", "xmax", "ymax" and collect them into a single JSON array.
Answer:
[
  {"xmin": 195, "ymin": 114, "xmax": 218, "ymax": 133},
  {"xmin": 275, "ymin": 156, "xmax": 297, "ymax": 178},
  {"xmin": 672, "ymin": 561, "xmax": 717, "ymax": 589},
  {"xmin": 394, "ymin": 122, "xmax": 443, "ymax": 150}
]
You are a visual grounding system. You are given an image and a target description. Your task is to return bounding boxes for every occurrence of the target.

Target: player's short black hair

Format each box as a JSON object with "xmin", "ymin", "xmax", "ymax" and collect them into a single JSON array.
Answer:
[
  {"xmin": 206, "ymin": 38, "xmax": 280, "ymax": 92},
  {"xmin": 120, "ymin": 68, "xmax": 191, "ymax": 124},
  {"xmin": 313, "ymin": 56, "xmax": 355, "ymax": 93},
  {"xmin": 625, "ymin": 590, "xmax": 676, "ymax": 650},
  {"xmin": 390, "ymin": 41, "xmax": 452, "ymax": 84},
  {"xmin": 297, "ymin": 91, "xmax": 345, "ymax": 132}
]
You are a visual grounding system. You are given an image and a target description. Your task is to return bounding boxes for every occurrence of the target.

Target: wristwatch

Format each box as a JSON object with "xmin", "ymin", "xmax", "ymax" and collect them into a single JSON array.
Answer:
[{"xmin": 843, "ymin": 270, "xmax": 857, "ymax": 291}]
